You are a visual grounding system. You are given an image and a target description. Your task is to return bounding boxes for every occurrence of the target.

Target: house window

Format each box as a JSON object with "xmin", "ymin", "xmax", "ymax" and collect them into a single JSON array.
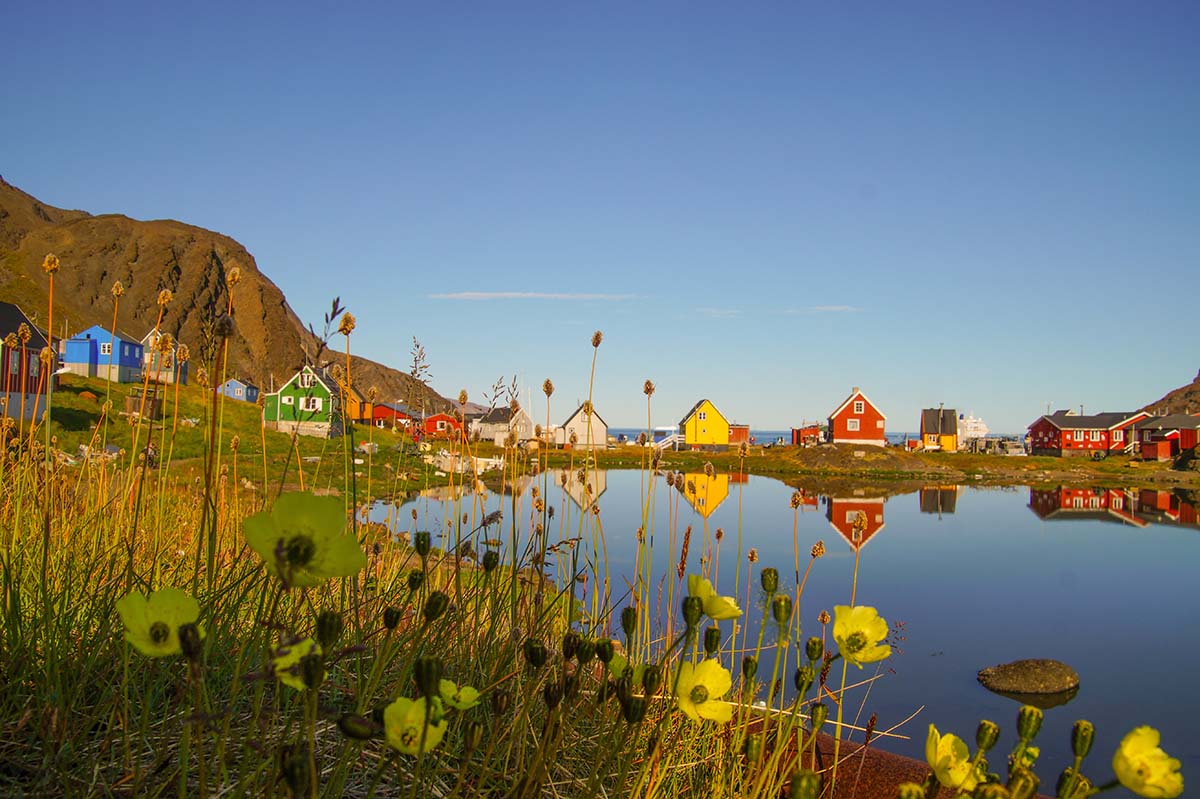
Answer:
[
  {"xmin": 282, "ymin": 395, "xmax": 294, "ymax": 405},
  {"xmin": 1113, "ymin": 429, "xmax": 1124, "ymax": 442},
  {"xmin": 234, "ymin": 387, "xmax": 243, "ymax": 397},
  {"xmin": 1089, "ymin": 497, "xmax": 1100, "ymax": 509},
  {"xmin": 301, "ymin": 396, "xmax": 322, "ymax": 412},
  {"xmin": 847, "ymin": 419, "xmax": 860, "ymax": 432},
  {"xmin": 298, "ymin": 373, "xmax": 315, "ymax": 389},
  {"xmin": 437, "ymin": 420, "xmax": 447, "ymax": 431},
  {"xmin": 1113, "ymin": 496, "xmax": 1124, "ymax": 510},
  {"xmin": 100, "ymin": 342, "xmax": 112, "ymax": 356},
  {"xmin": 1072, "ymin": 497, "xmax": 1083, "ymax": 508},
  {"xmin": 853, "ymin": 401, "xmax": 864, "ymax": 414},
  {"xmin": 1089, "ymin": 431, "xmax": 1101, "ymax": 442},
  {"xmin": 1073, "ymin": 431, "xmax": 1083, "ymax": 442},
  {"xmin": 1143, "ymin": 431, "xmax": 1152, "ymax": 442},
  {"xmin": 698, "ymin": 411, "xmax": 707, "ymax": 421},
  {"xmin": 926, "ymin": 435, "xmax": 936, "ymax": 444},
  {"xmin": 877, "ymin": 420, "xmax": 885, "ymax": 429},
  {"xmin": 376, "ymin": 419, "xmax": 385, "ymax": 428}
]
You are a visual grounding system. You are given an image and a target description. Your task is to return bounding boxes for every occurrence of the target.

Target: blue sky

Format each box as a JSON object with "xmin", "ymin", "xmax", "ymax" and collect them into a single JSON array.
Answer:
[{"xmin": 3, "ymin": 2, "xmax": 1197, "ymax": 432}]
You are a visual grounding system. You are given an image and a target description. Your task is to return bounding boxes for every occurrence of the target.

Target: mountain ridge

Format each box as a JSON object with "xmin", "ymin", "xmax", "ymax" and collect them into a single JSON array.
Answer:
[{"xmin": 0, "ymin": 176, "xmax": 449, "ymax": 413}]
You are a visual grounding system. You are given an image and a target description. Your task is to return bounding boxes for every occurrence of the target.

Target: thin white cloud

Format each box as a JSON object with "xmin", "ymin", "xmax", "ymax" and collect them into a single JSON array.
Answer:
[
  {"xmin": 429, "ymin": 291, "xmax": 638, "ymax": 301},
  {"xmin": 783, "ymin": 305, "xmax": 863, "ymax": 314},
  {"xmin": 696, "ymin": 307, "xmax": 742, "ymax": 318}
]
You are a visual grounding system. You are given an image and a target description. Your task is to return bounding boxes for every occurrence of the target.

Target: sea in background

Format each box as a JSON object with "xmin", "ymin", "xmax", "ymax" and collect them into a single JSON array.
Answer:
[{"xmin": 608, "ymin": 427, "xmax": 918, "ymax": 446}]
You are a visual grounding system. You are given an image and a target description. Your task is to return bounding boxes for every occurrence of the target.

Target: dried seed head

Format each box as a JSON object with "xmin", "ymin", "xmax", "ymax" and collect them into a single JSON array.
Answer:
[
  {"xmin": 703, "ymin": 461, "xmax": 714, "ymax": 478},
  {"xmin": 17, "ymin": 324, "xmax": 31, "ymax": 344},
  {"xmin": 818, "ymin": 609, "xmax": 831, "ymax": 625},
  {"xmin": 196, "ymin": 367, "xmax": 209, "ymax": 388},
  {"xmin": 686, "ymin": 480, "xmax": 696, "ymax": 496},
  {"xmin": 330, "ymin": 364, "xmax": 344, "ymax": 381},
  {"xmin": 111, "ymin": 280, "xmax": 125, "ymax": 299},
  {"xmin": 338, "ymin": 312, "xmax": 356, "ymax": 336},
  {"xmin": 747, "ymin": 548, "xmax": 759, "ymax": 564},
  {"xmin": 157, "ymin": 289, "xmax": 173, "ymax": 306},
  {"xmin": 458, "ymin": 389, "xmax": 468, "ymax": 405},
  {"xmin": 811, "ymin": 540, "xmax": 826, "ymax": 558},
  {"xmin": 591, "ymin": 330, "xmax": 603, "ymax": 348},
  {"xmin": 715, "ymin": 527, "xmax": 724, "ymax": 541},
  {"xmin": 569, "ymin": 431, "xmax": 578, "ymax": 445},
  {"xmin": 3, "ymin": 333, "xmax": 17, "ymax": 349},
  {"xmin": 214, "ymin": 313, "xmax": 235, "ymax": 339},
  {"xmin": 367, "ymin": 386, "xmax": 379, "ymax": 402},
  {"xmin": 643, "ymin": 380, "xmax": 655, "ymax": 396},
  {"xmin": 42, "ymin": 253, "xmax": 60, "ymax": 275},
  {"xmin": 542, "ymin": 378, "xmax": 554, "ymax": 397},
  {"xmin": 637, "ymin": 431, "xmax": 647, "ymax": 446},
  {"xmin": 582, "ymin": 400, "xmax": 593, "ymax": 417},
  {"xmin": 156, "ymin": 333, "xmax": 174, "ymax": 354},
  {"xmin": 791, "ymin": 491, "xmax": 803, "ymax": 509},
  {"xmin": 509, "ymin": 397, "xmax": 520, "ymax": 414},
  {"xmin": 738, "ymin": 441, "xmax": 749, "ymax": 457},
  {"xmin": 38, "ymin": 347, "xmax": 54, "ymax": 366},
  {"xmin": 226, "ymin": 266, "xmax": 242, "ymax": 288},
  {"xmin": 230, "ymin": 435, "xmax": 241, "ymax": 452},
  {"xmin": 176, "ymin": 343, "xmax": 190, "ymax": 363},
  {"xmin": 534, "ymin": 424, "xmax": 542, "ymax": 438}
]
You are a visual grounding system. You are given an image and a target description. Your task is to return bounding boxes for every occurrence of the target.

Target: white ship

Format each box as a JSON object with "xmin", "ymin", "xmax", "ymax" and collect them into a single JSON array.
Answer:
[{"xmin": 958, "ymin": 412, "xmax": 989, "ymax": 442}]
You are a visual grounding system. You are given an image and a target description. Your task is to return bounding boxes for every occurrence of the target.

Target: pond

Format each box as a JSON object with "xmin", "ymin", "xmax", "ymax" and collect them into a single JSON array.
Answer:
[{"xmin": 367, "ymin": 469, "xmax": 1199, "ymax": 781}]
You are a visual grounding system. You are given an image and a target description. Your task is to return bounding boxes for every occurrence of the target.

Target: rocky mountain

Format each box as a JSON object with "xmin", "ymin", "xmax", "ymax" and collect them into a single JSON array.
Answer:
[
  {"xmin": 1143, "ymin": 369, "xmax": 1200, "ymax": 417},
  {"xmin": 0, "ymin": 176, "xmax": 449, "ymax": 411}
]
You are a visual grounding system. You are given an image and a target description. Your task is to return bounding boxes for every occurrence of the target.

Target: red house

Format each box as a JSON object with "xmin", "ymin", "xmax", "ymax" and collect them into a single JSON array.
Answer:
[
  {"xmin": 372, "ymin": 402, "xmax": 414, "ymax": 430},
  {"xmin": 1132, "ymin": 415, "xmax": 1200, "ymax": 460},
  {"xmin": 826, "ymin": 497, "xmax": 886, "ymax": 551},
  {"xmin": 791, "ymin": 425, "xmax": 820, "ymax": 446},
  {"xmin": 1027, "ymin": 410, "xmax": 1148, "ymax": 457},
  {"xmin": 422, "ymin": 412, "xmax": 465, "ymax": 441},
  {"xmin": 827, "ymin": 387, "xmax": 886, "ymax": 446},
  {"xmin": 1027, "ymin": 487, "xmax": 1146, "ymax": 527}
]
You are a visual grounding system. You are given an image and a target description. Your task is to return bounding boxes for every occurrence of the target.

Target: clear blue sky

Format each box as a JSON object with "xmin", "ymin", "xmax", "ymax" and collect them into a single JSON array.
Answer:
[{"xmin": 4, "ymin": 2, "xmax": 1197, "ymax": 432}]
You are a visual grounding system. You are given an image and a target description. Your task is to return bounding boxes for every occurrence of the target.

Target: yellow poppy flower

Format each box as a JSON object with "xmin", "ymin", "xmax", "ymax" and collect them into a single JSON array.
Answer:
[
  {"xmin": 926, "ymin": 724, "xmax": 981, "ymax": 792},
  {"xmin": 675, "ymin": 659, "xmax": 733, "ymax": 724},
  {"xmin": 439, "ymin": 679, "xmax": 481, "ymax": 711},
  {"xmin": 384, "ymin": 696, "xmax": 447, "ymax": 755},
  {"xmin": 1112, "ymin": 726, "xmax": 1183, "ymax": 799},
  {"xmin": 244, "ymin": 492, "xmax": 367, "ymax": 588},
  {"xmin": 272, "ymin": 638, "xmax": 321, "ymax": 691},
  {"xmin": 116, "ymin": 587, "xmax": 203, "ymax": 658},
  {"xmin": 832, "ymin": 605, "xmax": 891, "ymax": 668},
  {"xmin": 686, "ymin": 575, "xmax": 741, "ymax": 621}
]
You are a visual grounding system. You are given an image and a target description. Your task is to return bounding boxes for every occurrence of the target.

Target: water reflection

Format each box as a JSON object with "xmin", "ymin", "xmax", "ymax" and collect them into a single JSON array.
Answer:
[
  {"xmin": 919, "ymin": 486, "xmax": 961, "ymax": 516},
  {"xmin": 675, "ymin": 472, "xmax": 729, "ymax": 518},
  {"xmin": 1027, "ymin": 486, "xmax": 1200, "ymax": 529},
  {"xmin": 824, "ymin": 496, "xmax": 887, "ymax": 551}
]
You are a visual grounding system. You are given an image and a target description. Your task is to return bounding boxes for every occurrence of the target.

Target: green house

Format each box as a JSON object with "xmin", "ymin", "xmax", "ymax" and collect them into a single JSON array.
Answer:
[{"xmin": 263, "ymin": 365, "xmax": 343, "ymax": 438}]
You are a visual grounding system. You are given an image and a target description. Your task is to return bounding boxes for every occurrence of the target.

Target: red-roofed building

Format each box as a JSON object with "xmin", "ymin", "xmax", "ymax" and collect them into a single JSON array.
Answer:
[{"xmin": 827, "ymin": 387, "xmax": 886, "ymax": 446}]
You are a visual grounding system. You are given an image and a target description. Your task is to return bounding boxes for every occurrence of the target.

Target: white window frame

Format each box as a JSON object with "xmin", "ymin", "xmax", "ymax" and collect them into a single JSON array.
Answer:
[
  {"xmin": 282, "ymin": 395, "xmax": 294, "ymax": 405},
  {"xmin": 437, "ymin": 420, "xmax": 447, "ymax": 431},
  {"xmin": 1089, "ymin": 430, "xmax": 1101, "ymax": 442},
  {"xmin": 853, "ymin": 401, "xmax": 864, "ymax": 414},
  {"xmin": 698, "ymin": 411, "xmax": 707, "ymax": 421},
  {"xmin": 1113, "ymin": 429, "xmax": 1124, "ymax": 442},
  {"xmin": 1072, "ymin": 497, "xmax": 1083, "ymax": 508},
  {"xmin": 1073, "ymin": 430, "xmax": 1084, "ymax": 442},
  {"xmin": 298, "ymin": 373, "xmax": 316, "ymax": 389},
  {"xmin": 100, "ymin": 342, "xmax": 112, "ymax": 356},
  {"xmin": 235, "ymin": 387, "xmax": 243, "ymax": 397},
  {"xmin": 847, "ymin": 419, "xmax": 860, "ymax": 432},
  {"xmin": 301, "ymin": 396, "xmax": 322, "ymax": 412}
]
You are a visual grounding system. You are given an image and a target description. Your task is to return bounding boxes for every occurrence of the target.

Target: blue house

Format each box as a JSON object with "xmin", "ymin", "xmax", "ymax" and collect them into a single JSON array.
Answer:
[
  {"xmin": 60, "ymin": 324, "xmax": 143, "ymax": 383},
  {"xmin": 220, "ymin": 378, "xmax": 259, "ymax": 403}
]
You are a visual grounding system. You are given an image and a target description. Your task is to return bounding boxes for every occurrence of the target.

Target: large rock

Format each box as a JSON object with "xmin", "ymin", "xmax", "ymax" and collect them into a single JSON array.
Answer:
[{"xmin": 978, "ymin": 659, "xmax": 1079, "ymax": 695}]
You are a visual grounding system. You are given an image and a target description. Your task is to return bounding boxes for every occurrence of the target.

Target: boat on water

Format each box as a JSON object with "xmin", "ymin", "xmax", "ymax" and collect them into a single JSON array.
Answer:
[{"xmin": 959, "ymin": 412, "xmax": 989, "ymax": 442}]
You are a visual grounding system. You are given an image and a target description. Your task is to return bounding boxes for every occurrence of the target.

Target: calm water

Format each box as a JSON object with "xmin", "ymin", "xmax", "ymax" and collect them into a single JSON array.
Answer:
[{"xmin": 370, "ymin": 471, "xmax": 1199, "ymax": 780}]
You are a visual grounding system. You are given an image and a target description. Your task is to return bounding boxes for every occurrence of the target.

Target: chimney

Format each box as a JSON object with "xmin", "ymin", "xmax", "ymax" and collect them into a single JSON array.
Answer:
[{"xmin": 852, "ymin": 386, "xmax": 860, "ymax": 394}]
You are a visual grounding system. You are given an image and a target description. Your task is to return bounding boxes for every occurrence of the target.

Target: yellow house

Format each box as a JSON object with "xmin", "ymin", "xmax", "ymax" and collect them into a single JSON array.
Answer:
[
  {"xmin": 679, "ymin": 399, "xmax": 731, "ymax": 449},
  {"xmin": 677, "ymin": 471, "xmax": 730, "ymax": 519},
  {"xmin": 920, "ymin": 408, "xmax": 958, "ymax": 452}
]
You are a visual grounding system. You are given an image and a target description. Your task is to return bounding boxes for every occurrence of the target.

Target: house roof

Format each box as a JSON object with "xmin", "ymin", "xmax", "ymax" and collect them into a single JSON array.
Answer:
[
  {"xmin": 377, "ymin": 401, "xmax": 415, "ymax": 416},
  {"xmin": 479, "ymin": 406, "xmax": 513, "ymax": 424},
  {"xmin": 0, "ymin": 301, "xmax": 48, "ymax": 348},
  {"xmin": 921, "ymin": 409, "xmax": 958, "ymax": 436},
  {"xmin": 678, "ymin": 399, "xmax": 727, "ymax": 428},
  {"xmin": 829, "ymin": 389, "xmax": 887, "ymax": 421},
  {"xmin": 1135, "ymin": 414, "xmax": 1200, "ymax": 431},
  {"xmin": 70, "ymin": 323, "xmax": 143, "ymax": 345},
  {"xmin": 563, "ymin": 403, "xmax": 608, "ymax": 429},
  {"xmin": 1034, "ymin": 410, "xmax": 1147, "ymax": 431}
]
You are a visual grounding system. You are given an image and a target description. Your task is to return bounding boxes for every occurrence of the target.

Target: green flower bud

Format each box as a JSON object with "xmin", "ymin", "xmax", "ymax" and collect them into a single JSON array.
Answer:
[
  {"xmin": 1070, "ymin": 719, "xmax": 1094, "ymax": 758},
  {"xmin": 300, "ymin": 653, "xmax": 325, "ymax": 690},
  {"xmin": 280, "ymin": 744, "xmax": 309, "ymax": 795},
  {"xmin": 413, "ymin": 656, "xmax": 442, "ymax": 697},
  {"xmin": 596, "ymin": 639, "xmax": 615, "ymax": 664},
  {"xmin": 1056, "ymin": 767, "xmax": 1092, "ymax": 799},
  {"xmin": 563, "ymin": 673, "xmax": 580, "ymax": 701},
  {"xmin": 742, "ymin": 656, "xmax": 758, "ymax": 683},
  {"xmin": 414, "ymin": 530, "xmax": 431, "ymax": 557},
  {"xmin": 178, "ymin": 622, "xmax": 204, "ymax": 664},
  {"xmin": 482, "ymin": 550, "xmax": 499, "ymax": 572},
  {"xmin": 805, "ymin": 636, "xmax": 823, "ymax": 663},
  {"xmin": 976, "ymin": 719, "xmax": 1001, "ymax": 752},
  {"xmin": 794, "ymin": 665, "xmax": 815, "ymax": 697},
  {"xmin": 576, "ymin": 638, "xmax": 595, "ymax": 664},
  {"xmin": 561, "ymin": 631, "xmax": 581, "ymax": 661},
  {"xmin": 615, "ymin": 673, "xmax": 633, "ymax": 704},
  {"xmin": 316, "ymin": 610, "xmax": 343, "ymax": 650},
  {"xmin": 704, "ymin": 626, "xmax": 721, "ymax": 656},
  {"xmin": 462, "ymin": 719, "xmax": 484, "ymax": 754},
  {"xmin": 336, "ymin": 713, "xmax": 377, "ymax": 740},
  {"xmin": 760, "ymin": 567, "xmax": 778, "ymax": 594},
  {"xmin": 423, "ymin": 590, "xmax": 449, "ymax": 623},
  {"xmin": 383, "ymin": 606, "xmax": 402, "ymax": 630},
  {"xmin": 809, "ymin": 702, "xmax": 827, "ymax": 731},
  {"xmin": 973, "ymin": 785, "xmax": 1010, "ymax": 799},
  {"xmin": 641, "ymin": 664, "xmax": 662, "ymax": 696},
  {"xmin": 621, "ymin": 606, "xmax": 637, "ymax": 641},
  {"xmin": 772, "ymin": 594, "xmax": 793, "ymax": 627},
  {"xmin": 744, "ymin": 735, "xmax": 762, "ymax": 763},
  {"xmin": 621, "ymin": 695, "xmax": 646, "ymax": 723},
  {"xmin": 681, "ymin": 596, "xmax": 703, "ymax": 629},
  {"xmin": 895, "ymin": 782, "xmax": 925, "ymax": 799},
  {"xmin": 542, "ymin": 681, "xmax": 563, "ymax": 709},
  {"xmin": 1016, "ymin": 705, "xmax": 1043, "ymax": 742},
  {"xmin": 1007, "ymin": 767, "xmax": 1039, "ymax": 799},
  {"xmin": 523, "ymin": 638, "xmax": 547, "ymax": 669},
  {"xmin": 490, "ymin": 688, "xmax": 511, "ymax": 715},
  {"xmin": 790, "ymin": 769, "xmax": 822, "ymax": 799},
  {"xmin": 407, "ymin": 569, "xmax": 425, "ymax": 591}
]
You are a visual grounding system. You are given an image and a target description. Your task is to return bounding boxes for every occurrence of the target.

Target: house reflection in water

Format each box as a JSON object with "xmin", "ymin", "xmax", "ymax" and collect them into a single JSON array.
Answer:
[
  {"xmin": 1027, "ymin": 486, "xmax": 1200, "ymax": 529},
  {"xmin": 554, "ymin": 467, "xmax": 608, "ymax": 511},
  {"xmin": 919, "ymin": 486, "xmax": 961, "ymax": 517},
  {"xmin": 825, "ymin": 496, "xmax": 886, "ymax": 551},
  {"xmin": 677, "ymin": 472, "xmax": 730, "ymax": 519}
]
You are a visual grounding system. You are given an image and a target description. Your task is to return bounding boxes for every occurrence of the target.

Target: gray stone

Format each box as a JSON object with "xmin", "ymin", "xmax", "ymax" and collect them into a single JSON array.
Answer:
[{"xmin": 978, "ymin": 659, "xmax": 1079, "ymax": 695}]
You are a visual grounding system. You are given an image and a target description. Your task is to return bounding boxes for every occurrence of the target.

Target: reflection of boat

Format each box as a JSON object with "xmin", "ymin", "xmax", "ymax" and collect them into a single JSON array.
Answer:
[{"xmin": 826, "ymin": 497, "xmax": 886, "ymax": 551}]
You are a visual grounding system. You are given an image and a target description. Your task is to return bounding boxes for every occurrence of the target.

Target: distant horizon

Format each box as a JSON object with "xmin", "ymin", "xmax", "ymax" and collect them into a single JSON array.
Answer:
[{"xmin": 3, "ymin": 3, "xmax": 1196, "ymax": 433}]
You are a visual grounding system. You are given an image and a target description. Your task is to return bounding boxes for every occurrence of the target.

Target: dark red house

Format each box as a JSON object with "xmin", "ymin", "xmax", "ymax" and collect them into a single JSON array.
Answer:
[
  {"xmin": 1132, "ymin": 414, "xmax": 1200, "ymax": 460},
  {"xmin": 372, "ymin": 402, "xmax": 414, "ymax": 430},
  {"xmin": 2, "ymin": 301, "xmax": 55, "ymax": 403},
  {"xmin": 1027, "ymin": 410, "xmax": 1148, "ymax": 457},
  {"xmin": 791, "ymin": 425, "xmax": 820, "ymax": 446},
  {"xmin": 826, "ymin": 497, "xmax": 886, "ymax": 551},
  {"xmin": 827, "ymin": 387, "xmax": 886, "ymax": 446},
  {"xmin": 1027, "ymin": 487, "xmax": 1146, "ymax": 527}
]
